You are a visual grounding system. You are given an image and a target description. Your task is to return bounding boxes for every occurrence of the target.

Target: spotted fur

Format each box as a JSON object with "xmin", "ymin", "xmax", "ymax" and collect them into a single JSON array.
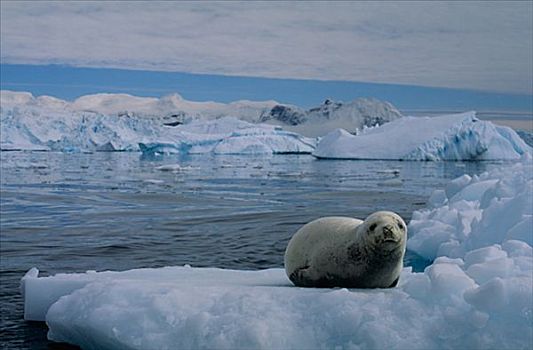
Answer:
[{"xmin": 284, "ymin": 211, "xmax": 407, "ymax": 288}]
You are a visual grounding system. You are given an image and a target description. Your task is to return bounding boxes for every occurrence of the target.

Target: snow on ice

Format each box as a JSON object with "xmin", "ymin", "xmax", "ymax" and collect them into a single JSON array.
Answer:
[{"xmin": 21, "ymin": 155, "xmax": 533, "ymax": 349}]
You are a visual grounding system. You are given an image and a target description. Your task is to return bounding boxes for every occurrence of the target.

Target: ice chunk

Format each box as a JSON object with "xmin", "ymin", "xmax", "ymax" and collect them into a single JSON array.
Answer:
[
  {"xmin": 464, "ymin": 276, "xmax": 533, "ymax": 317},
  {"xmin": 502, "ymin": 240, "xmax": 533, "ymax": 258},
  {"xmin": 463, "ymin": 246, "xmax": 508, "ymax": 267},
  {"xmin": 428, "ymin": 189, "xmax": 447, "ymax": 208},
  {"xmin": 21, "ymin": 266, "xmax": 291, "ymax": 322},
  {"xmin": 445, "ymin": 174, "xmax": 472, "ymax": 198},
  {"xmin": 21, "ymin": 268, "xmax": 94, "ymax": 321},
  {"xmin": 408, "ymin": 155, "xmax": 533, "ymax": 260},
  {"xmin": 425, "ymin": 258, "xmax": 476, "ymax": 301}
]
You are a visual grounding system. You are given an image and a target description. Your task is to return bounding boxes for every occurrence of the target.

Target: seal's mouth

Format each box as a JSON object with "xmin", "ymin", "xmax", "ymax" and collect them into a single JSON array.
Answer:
[{"xmin": 381, "ymin": 238, "xmax": 401, "ymax": 246}]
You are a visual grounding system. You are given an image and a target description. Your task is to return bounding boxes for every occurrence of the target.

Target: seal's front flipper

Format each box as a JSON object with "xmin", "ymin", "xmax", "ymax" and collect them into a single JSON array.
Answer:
[
  {"xmin": 289, "ymin": 265, "xmax": 312, "ymax": 287},
  {"xmin": 388, "ymin": 276, "xmax": 399, "ymax": 288}
]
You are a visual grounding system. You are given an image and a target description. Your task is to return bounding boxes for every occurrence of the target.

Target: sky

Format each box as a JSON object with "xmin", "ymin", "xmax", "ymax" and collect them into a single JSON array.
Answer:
[
  {"xmin": 1, "ymin": 1, "xmax": 532, "ymax": 111},
  {"xmin": 2, "ymin": 63, "xmax": 532, "ymax": 113}
]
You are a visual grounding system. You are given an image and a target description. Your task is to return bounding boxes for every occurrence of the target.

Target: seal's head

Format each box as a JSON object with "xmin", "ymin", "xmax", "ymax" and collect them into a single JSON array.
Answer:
[{"xmin": 361, "ymin": 211, "xmax": 407, "ymax": 250}]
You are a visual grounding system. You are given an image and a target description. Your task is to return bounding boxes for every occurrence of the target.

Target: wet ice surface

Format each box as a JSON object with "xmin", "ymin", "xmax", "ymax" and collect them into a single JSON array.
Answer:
[{"xmin": 0, "ymin": 151, "xmax": 499, "ymax": 349}]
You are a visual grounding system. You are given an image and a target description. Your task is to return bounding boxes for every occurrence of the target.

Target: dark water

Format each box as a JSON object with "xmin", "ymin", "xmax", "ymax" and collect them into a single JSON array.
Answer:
[{"xmin": 0, "ymin": 151, "xmax": 498, "ymax": 349}]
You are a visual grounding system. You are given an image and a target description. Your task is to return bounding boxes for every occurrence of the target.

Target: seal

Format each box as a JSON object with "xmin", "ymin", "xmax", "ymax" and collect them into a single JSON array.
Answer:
[{"xmin": 284, "ymin": 211, "xmax": 407, "ymax": 288}]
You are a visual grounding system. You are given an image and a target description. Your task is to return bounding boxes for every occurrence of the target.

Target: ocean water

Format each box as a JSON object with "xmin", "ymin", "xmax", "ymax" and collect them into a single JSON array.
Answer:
[{"xmin": 0, "ymin": 151, "xmax": 500, "ymax": 349}]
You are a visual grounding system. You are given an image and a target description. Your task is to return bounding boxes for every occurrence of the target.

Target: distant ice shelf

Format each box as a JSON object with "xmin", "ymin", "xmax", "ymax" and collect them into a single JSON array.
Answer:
[{"xmin": 21, "ymin": 155, "xmax": 532, "ymax": 349}]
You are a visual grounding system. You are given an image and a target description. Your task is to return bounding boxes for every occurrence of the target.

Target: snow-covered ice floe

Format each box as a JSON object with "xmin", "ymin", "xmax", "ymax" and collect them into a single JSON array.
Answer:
[
  {"xmin": 22, "ymin": 156, "xmax": 532, "ymax": 349},
  {"xmin": 313, "ymin": 112, "xmax": 531, "ymax": 160}
]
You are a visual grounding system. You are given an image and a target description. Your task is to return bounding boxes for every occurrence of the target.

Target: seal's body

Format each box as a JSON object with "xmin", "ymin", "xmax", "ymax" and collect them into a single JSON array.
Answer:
[{"xmin": 284, "ymin": 211, "xmax": 407, "ymax": 288}]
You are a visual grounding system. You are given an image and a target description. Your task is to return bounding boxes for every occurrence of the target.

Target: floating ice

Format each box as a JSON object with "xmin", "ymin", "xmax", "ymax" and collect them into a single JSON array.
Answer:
[
  {"xmin": 408, "ymin": 154, "xmax": 533, "ymax": 259},
  {"xmin": 313, "ymin": 112, "xmax": 531, "ymax": 160},
  {"xmin": 21, "ymin": 157, "xmax": 532, "ymax": 349}
]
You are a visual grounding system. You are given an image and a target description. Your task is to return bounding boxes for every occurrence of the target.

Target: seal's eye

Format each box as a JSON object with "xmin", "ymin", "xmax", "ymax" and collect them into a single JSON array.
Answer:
[
  {"xmin": 369, "ymin": 223, "xmax": 377, "ymax": 231},
  {"xmin": 398, "ymin": 223, "xmax": 404, "ymax": 230}
]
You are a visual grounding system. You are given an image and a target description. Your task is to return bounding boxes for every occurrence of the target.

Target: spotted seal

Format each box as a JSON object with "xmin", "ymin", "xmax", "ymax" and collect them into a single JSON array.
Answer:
[{"xmin": 284, "ymin": 211, "xmax": 407, "ymax": 288}]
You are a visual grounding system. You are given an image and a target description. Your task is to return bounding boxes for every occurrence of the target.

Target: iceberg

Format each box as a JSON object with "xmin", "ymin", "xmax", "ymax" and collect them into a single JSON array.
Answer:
[
  {"xmin": 0, "ymin": 100, "xmax": 315, "ymax": 155},
  {"xmin": 139, "ymin": 117, "xmax": 316, "ymax": 156},
  {"xmin": 516, "ymin": 130, "xmax": 533, "ymax": 147},
  {"xmin": 21, "ymin": 156, "xmax": 532, "ymax": 349},
  {"xmin": 0, "ymin": 106, "xmax": 167, "ymax": 152},
  {"xmin": 263, "ymin": 98, "xmax": 403, "ymax": 137},
  {"xmin": 313, "ymin": 112, "xmax": 531, "ymax": 160}
]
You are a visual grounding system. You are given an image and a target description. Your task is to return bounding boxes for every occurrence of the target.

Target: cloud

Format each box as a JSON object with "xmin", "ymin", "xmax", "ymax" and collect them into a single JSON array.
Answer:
[{"xmin": 1, "ymin": 1, "xmax": 532, "ymax": 94}]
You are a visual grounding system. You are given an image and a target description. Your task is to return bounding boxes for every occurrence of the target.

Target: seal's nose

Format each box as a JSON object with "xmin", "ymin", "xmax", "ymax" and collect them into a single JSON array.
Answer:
[{"xmin": 383, "ymin": 225, "xmax": 395, "ymax": 239}]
